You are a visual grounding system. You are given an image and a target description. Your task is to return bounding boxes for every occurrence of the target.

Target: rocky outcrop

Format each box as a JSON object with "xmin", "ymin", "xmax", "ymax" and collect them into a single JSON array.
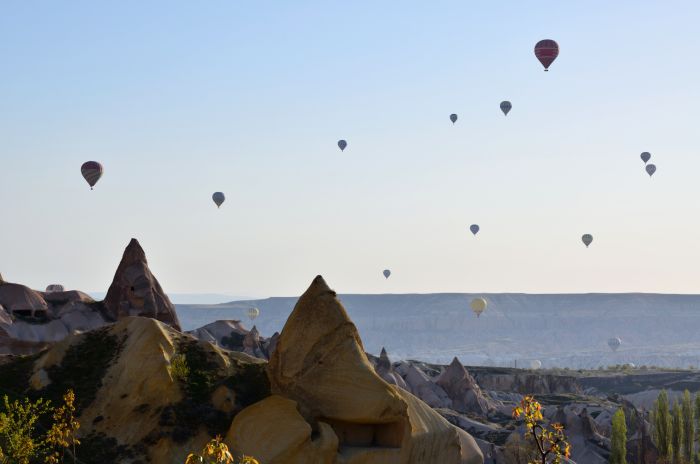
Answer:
[
  {"xmin": 0, "ymin": 281, "xmax": 49, "ymax": 316},
  {"xmin": 0, "ymin": 316, "xmax": 268, "ymax": 464},
  {"xmin": 373, "ymin": 348, "xmax": 409, "ymax": 390},
  {"xmin": 436, "ymin": 358, "xmax": 495, "ymax": 417},
  {"xmin": 103, "ymin": 239, "xmax": 181, "ymax": 331},
  {"xmin": 395, "ymin": 361, "xmax": 452, "ymax": 409},
  {"xmin": 229, "ymin": 275, "xmax": 483, "ymax": 464}
]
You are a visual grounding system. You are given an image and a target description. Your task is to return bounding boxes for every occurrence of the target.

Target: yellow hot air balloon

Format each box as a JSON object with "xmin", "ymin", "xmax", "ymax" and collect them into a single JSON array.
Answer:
[{"xmin": 470, "ymin": 297, "xmax": 487, "ymax": 318}]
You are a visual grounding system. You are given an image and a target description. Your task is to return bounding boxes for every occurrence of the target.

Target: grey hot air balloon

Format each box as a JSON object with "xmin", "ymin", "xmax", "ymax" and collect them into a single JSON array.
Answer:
[
  {"xmin": 500, "ymin": 101, "xmax": 512, "ymax": 116},
  {"xmin": 247, "ymin": 307, "xmax": 260, "ymax": 321},
  {"xmin": 212, "ymin": 192, "xmax": 225, "ymax": 208},
  {"xmin": 470, "ymin": 224, "xmax": 480, "ymax": 236},
  {"xmin": 582, "ymin": 234, "xmax": 593, "ymax": 248},
  {"xmin": 608, "ymin": 337, "xmax": 621, "ymax": 352},
  {"xmin": 646, "ymin": 164, "xmax": 656, "ymax": 177},
  {"xmin": 338, "ymin": 139, "xmax": 347, "ymax": 151},
  {"xmin": 640, "ymin": 152, "xmax": 651, "ymax": 164},
  {"xmin": 80, "ymin": 161, "xmax": 103, "ymax": 190},
  {"xmin": 383, "ymin": 269, "xmax": 391, "ymax": 279},
  {"xmin": 450, "ymin": 114, "xmax": 458, "ymax": 124},
  {"xmin": 470, "ymin": 297, "xmax": 487, "ymax": 317}
]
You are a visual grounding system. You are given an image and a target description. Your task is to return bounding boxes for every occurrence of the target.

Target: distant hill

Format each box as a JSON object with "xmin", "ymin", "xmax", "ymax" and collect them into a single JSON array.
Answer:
[
  {"xmin": 89, "ymin": 292, "xmax": 254, "ymax": 305},
  {"xmin": 177, "ymin": 293, "xmax": 700, "ymax": 369}
]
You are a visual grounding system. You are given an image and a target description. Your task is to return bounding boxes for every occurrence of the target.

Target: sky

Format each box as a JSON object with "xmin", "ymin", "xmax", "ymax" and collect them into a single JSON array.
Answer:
[{"xmin": 1, "ymin": 1, "xmax": 700, "ymax": 297}]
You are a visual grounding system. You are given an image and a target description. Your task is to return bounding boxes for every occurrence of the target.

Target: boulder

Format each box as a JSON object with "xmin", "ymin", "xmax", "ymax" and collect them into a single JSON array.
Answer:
[
  {"xmin": 103, "ymin": 239, "xmax": 181, "ymax": 330},
  {"xmin": 231, "ymin": 275, "xmax": 483, "ymax": 463},
  {"xmin": 436, "ymin": 357, "xmax": 495, "ymax": 417},
  {"xmin": 242, "ymin": 326, "xmax": 265, "ymax": 359}
]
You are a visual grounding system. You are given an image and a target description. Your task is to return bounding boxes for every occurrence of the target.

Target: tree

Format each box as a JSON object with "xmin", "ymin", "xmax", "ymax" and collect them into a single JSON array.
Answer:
[
  {"xmin": 655, "ymin": 390, "xmax": 672, "ymax": 459},
  {"xmin": 682, "ymin": 390, "xmax": 695, "ymax": 463},
  {"xmin": 512, "ymin": 395, "xmax": 571, "ymax": 464},
  {"xmin": 0, "ymin": 390, "xmax": 80, "ymax": 464},
  {"xmin": 610, "ymin": 408, "xmax": 627, "ymax": 464},
  {"xmin": 185, "ymin": 436, "xmax": 258, "ymax": 464},
  {"xmin": 672, "ymin": 401, "xmax": 683, "ymax": 464}
]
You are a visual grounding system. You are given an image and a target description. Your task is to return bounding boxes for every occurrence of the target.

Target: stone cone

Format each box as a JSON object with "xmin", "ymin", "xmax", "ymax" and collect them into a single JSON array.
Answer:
[{"xmin": 103, "ymin": 238, "xmax": 181, "ymax": 331}]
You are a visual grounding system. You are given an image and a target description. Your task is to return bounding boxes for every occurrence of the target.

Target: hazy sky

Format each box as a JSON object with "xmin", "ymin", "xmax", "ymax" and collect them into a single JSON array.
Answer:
[{"xmin": 2, "ymin": 1, "xmax": 700, "ymax": 296}]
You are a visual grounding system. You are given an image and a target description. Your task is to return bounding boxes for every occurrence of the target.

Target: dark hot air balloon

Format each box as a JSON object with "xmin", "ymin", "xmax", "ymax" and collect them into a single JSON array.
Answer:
[
  {"xmin": 640, "ymin": 152, "xmax": 651, "ymax": 164},
  {"xmin": 500, "ymin": 101, "xmax": 512, "ymax": 115},
  {"xmin": 383, "ymin": 269, "xmax": 391, "ymax": 279},
  {"xmin": 646, "ymin": 164, "xmax": 656, "ymax": 177},
  {"xmin": 212, "ymin": 192, "xmax": 225, "ymax": 208},
  {"xmin": 534, "ymin": 40, "xmax": 559, "ymax": 71},
  {"xmin": 582, "ymin": 234, "xmax": 593, "ymax": 248},
  {"xmin": 450, "ymin": 114, "xmax": 458, "ymax": 124},
  {"xmin": 470, "ymin": 224, "xmax": 480, "ymax": 236},
  {"xmin": 338, "ymin": 140, "xmax": 347, "ymax": 151},
  {"xmin": 80, "ymin": 161, "xmax": 103, "ymax": 190}
]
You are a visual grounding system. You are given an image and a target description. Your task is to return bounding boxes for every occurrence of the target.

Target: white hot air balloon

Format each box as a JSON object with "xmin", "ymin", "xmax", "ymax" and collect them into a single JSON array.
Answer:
[
  {"xmin": 247, "ymin": 307, "xmax": 260, "ymax": 321},
  {"xmin": 530, "ymin": 360, "xmax": 542, "ymax": 370},
  {"xmin": 608, "ymin": 337, "xmax": 622, "ymax": 352}
]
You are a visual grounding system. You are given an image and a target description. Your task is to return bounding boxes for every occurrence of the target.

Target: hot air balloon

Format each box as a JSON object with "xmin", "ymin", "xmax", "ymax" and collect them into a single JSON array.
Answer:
[
  {"xmin": 247, "ymin": 307, "xmax": 260, "ymax": 321},
  {"xmin": 80, "ymin": 161, "xmax": 103, "ymax": 190},
  {"xmin": 534, "ymin": 39, "xmax": 559, "ymax": 71},
  {"xmin": 500, "ymin": 101, "xmax": 512, "ymax": 115},
  {"xmin": 530, "ymin": 360, "xmax": 542, "ymax": 370},
  {"xmin": 470, "ymin": 224, "xmax": 480, "ymax": 236},
  {"xmin": 608, "ymin": 337, "xmax": 621, "ymax": 352},
  {"xmin": 383, "ymin": 269, "xmax": 391, "ymax": 279},
  {"xmin": 450, "ymin": 114, "xmax": 458, "ymax": 124},
  {"xmin": 338, "ymin": 140, "xmax": 347, "ymax": 151},
  {"xmin": 646, "ymin": 164, "xmax": 656, "ymax": 177},
  {"xmin": 470, "ymin": 297, "xmax": 487, "ymax": 317},
  {"xmin": 582, "ymin": 234, "xmax": 593, "ymax": 248},
  {"xmin": 640, "ymin": 152, "xmax": 651, "ymax": 164},
  {"xmin": 212, "ymin": 192, "xmax": 225, "ymax": 208}
]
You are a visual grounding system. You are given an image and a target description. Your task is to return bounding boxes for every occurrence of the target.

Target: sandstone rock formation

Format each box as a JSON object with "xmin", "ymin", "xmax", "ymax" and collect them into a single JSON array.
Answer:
[
  {"xmin": 373, "ymin": 347, "xmax": 409, "ymax": 390},
  {"xmin": 436, "ymin": 357, "xmax": 495, "ymax": 416},
  {"xmin": 104, "ymin": 239, "xmax": 181, "ymax": 331},
  {"xmin": 0, "ymin": 281, "xmax": 49, "ymax": 317},
  {"xmin": 0, "ymin": 316, "xmax": 268, "ymax": 464},
  {"xmin": 228, "ymin": 275, "xmax": 483, "ymax": 464}
]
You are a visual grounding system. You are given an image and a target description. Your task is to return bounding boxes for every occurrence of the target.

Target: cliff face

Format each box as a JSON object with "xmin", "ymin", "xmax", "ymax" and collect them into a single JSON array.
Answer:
[{"xmin": 103, "ymin": 239, "xmax": 181, "ymax": 331}]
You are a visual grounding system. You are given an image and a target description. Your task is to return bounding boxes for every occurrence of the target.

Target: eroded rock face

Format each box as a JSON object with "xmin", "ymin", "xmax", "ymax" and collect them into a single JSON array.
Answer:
[
  {"xmin": 103, "ymin": 239, "xmax": 181, "ymax": 331},
  {"xmin": 0, "ymin": 282, "xmax": 49, "ymax": 315},
  {"xmin": 230, "ymin": 275, "xmax": 483, "ymax": 464},
  {"xmin": 436, "ymin": 358, "xmax": 495, "ymax": 417}
]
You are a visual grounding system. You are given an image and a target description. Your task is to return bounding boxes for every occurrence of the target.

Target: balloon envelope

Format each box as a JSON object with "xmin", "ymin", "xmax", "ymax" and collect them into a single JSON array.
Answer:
[
  {"xmin": 500, "ymin": 101, "xmax": 512, "ymax": 115},
  {"xmin": 646, "ymin": 164, "xmax": 656, "ymax": 177},
  {"xmin": 450, "ymin": 114, "xmax": 458, "ymax": 124},
  {"xmin": 582, "ymin": 234, "xmax": 593, "ymax": 248},
  {"xmin": 640, "ymin": 152, "xmax": 651, "ymax": 164},
  {"xmin": 81, "ymin": 161, "xmax": 103, "ymax": 189},
  {"xmin": 530, "ymin": 360, "xmax": 542, "ymax": 370},
  {"xmin": 470, "ymin": 224, "xmax": 480, "ymax": 236},
  {"xmin": 470, "ymin": 297, "xmax": 487, "ymax": 317},
  {"xmin": 212, "ymin": 192, "xmax": 225, "ymax": 208},
  {"xmin": 338, "ymin": 139, "xmax": 347, "ymax": 151},
  {"xmin": 608, "ymin": 337, "xmax": 622, "ymax": 352},
  {"xmin": 247, "ymin": 307, "xmax": 260, "ymax": 321},
  {"xmin": 383, "ymin": 269, "xmax": 391, "ymax": 279},
  {"xmin": 534, "ymin": 39, "xmax": 559, "ymax": 71}
]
